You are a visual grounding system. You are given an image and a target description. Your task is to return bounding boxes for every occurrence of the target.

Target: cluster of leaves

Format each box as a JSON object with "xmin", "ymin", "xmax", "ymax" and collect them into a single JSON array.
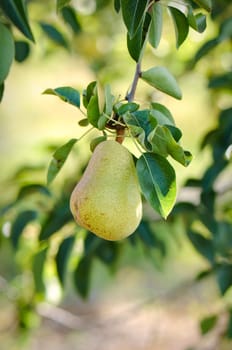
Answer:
[
  {"xmin": 173, "ymin": 5, "xmax": 232, "ymax": 341},
  {"xmin": 117, "ymin": 0, "xmax": 210, "ymax": 62},
  {"xmin": 0, "ymin": 0, "xmax": 83, "ymax": 101},
  {"xmin": 42, "ymin": 0, "xmax": 212, "ymax": 219}
]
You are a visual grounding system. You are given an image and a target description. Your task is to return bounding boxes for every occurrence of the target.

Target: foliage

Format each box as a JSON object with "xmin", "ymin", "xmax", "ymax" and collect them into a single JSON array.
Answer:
[{"xmin": 0, "ymin": 0, "xmax": 232, "ymax": 346}]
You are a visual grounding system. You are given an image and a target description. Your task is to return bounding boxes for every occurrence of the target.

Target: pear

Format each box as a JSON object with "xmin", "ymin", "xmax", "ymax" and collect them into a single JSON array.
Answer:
[{"xmin": 70, "ymin": 140, "xmax": 142, "ymax": 241}]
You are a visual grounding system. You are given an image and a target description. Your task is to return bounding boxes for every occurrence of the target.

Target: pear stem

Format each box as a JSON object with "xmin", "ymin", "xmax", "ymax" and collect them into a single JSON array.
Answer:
[{"xmin": 115, "ymin": 128, "xmax": 125, "ymax": 144}]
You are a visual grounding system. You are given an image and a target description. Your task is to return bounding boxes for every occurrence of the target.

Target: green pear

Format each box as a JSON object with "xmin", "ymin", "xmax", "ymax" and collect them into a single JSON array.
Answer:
[{"xmin": 70, "ymin": 140, "xmax": 142, "ymax": 241}]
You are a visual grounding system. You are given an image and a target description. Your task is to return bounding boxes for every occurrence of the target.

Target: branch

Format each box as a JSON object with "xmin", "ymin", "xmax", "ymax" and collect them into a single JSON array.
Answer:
[{"xmin": 126, "ymin": 62, "xmax": 141, "ymax": 102}]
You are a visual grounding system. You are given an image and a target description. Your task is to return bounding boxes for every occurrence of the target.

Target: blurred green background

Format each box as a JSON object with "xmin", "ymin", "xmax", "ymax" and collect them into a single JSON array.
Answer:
[{"xmin": 0, "ymin": 1, "xmax": 232, "ymax": 349}]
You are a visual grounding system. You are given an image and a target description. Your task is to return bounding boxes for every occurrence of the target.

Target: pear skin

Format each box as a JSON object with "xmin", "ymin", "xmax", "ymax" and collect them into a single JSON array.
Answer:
[{"xmin": 70, "ymin": 140, "xmax": 142, "ymax": 241}]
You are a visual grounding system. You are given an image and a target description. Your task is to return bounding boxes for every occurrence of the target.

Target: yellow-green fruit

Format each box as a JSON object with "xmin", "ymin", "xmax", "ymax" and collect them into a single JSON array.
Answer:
[{"xmin": 70, "ymin": 140, "xmax": 142, "ymax": 241}]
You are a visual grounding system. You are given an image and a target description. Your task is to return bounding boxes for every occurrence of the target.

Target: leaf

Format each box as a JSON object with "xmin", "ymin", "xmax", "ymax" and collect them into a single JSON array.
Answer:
[
  {"xmin": 97, "ymin": 114, "xmax": 109, "ymax": 130},
  {"xmin": 0, "ymin": 23, "xmax": 15, "ymax": 84},
  {"xmin": 33, "ymin": 247, "xmax": 48, "ymax": 294},
  {"xmin": 123, "ymin": 110, "xmax": 157, "ymax": 150},
  {"xmin": 216, "ymin": 264, "xmax": 232, "ymax": 295},
  {"xmin": 87, "ymin": 94, "xmax": 100, "ymax": 128},
  {"xmin": 14, "ymin": 40, "xmax": 30, "ymax": 62},
  {"xmin": 90, "ymin": 135, "xmax": 107, "ymax": 152},
  {"xmin": 61, "ymin": 6, "xmax": 81, "ymax": 34},
  {"xmin": 0, "ymin": 0, "xmax": 34, "ymax": 41},
  {"xmin": 10, "ymin": 210, "xmax": 37, "ymax": 249},
  {"xmin": 0, "ymin": 83, "xmax": 4, "ymax": 102},
  {"xmin": 149, "ymin": 2, "xmax": 163, "ymax": 48},
  {"xmin": 208, "ymin": 72, "xmax": 232, "ymax": 90},
  {"xmin": 187, "ymin": 229, "xmax": 215, "ymax": 264},
  {"xmin": 114, "ymin": 0, "xmax": 120, "ymax": 12},
  {"xmin": 39, "ymin": 22, "xmax": 68, "ymax": 48},
  {"xmin": 39, "ymin": 196, "xmax": 73, "ymax": 241},
  {"xmin": 127, "ymin": 27, "xmax": 143, "ymax": 62},
  {"xmin": 121, "ymin": 0, "xmax": 149, "ymax": 38},
  {"xmin": 78, "ymin": 118, "xmax": 89, "ymax": 127},
  {"xmin": 192, "ymin": 0, "xmax": 212, "ymax": 12},
  {"xmin": 188, "ymin": 9, "xmax": 207, "ymax": 33},
  {"xmin": 141, "ymin": 66, "xmax": 182, "ymax": 100},
  {"xmin": 192, "ymin": 38, "xmax": 219, "ymax": 64},
  {"xmin": 57, "ymin": 0, "xmax": 71, "ymax": 12},
  {"xmin": 47, "ymin": 138, "xmax": 77, "ymax": 185},
  {"xmin": 95, "ymin": 241, "xmax": 119, "ymax": 265},
  {"xmin": 43, "ymin": 86, "xmax": 80, "ymax": 108},
  {"xmin": 169, "ymin": 7, "xmax": 189, "ymax": 48},
  {"xmin": 148, "ymin": 125, "xmax": 192, "ymax": 166},
  {"xmin": 56, "ymin": 235, "xmax": 75, "ymax": 285},
  {"xmin": 227, "ymin": 309, "xmax": 232, "ymax": 339},
  {"xmin": 136, "ymin": 153, "xmax": 176, "ymax": 218},
  {"xmin": 73, "ymin": 257, "xmax": 92, "ymax": 298},
  {"xmin": 219, "ymin": 18, "xmax": 232, "ymax": 41},
  {"xmin": 200, "ymin": 315, "xmax": 218, "ymax": 335},
  {"xmin": 135, "ymin": 220, "xmax": 156, "ymax": 247},
  {"xmin": 150, "ymin": 102, "xmax": 175, "ymax": 126},
  {"xmin": 104, "ymin": 84, "xmax": 114, "ymax": 116},
  {"xmin": 17, "ymin": 184, "xmax": 51, "ymax": 201},
  {"xmin": 83, "ymin": 81, "xmax": 97, "ymax": 108},
  {"xmin": 117, "ymin": 102, "xmax": 139, "ymax": 115}
]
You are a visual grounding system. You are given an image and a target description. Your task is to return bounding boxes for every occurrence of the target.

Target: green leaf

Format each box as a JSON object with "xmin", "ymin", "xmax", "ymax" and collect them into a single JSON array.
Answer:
[
  {"xmin": 117, "ymin": 102, "xmax": 139, "ymax": 115},
  {"xmin": 87, "ymin": 94, "xmax": 100, "ymax": 128},
  {"xmin": 97, "ymin": 114, "xmax": 109, "ymax": 130},
  {"xmin": 0, "ymin": 23, "xmax": 15, "ymax": 84},
  {"xmin": 56, "ymin": 235, "xmax": 75, "ymax": 285},
  {"xmin": 127, "ymin": 17, "xmax": 144, "ymax": 62},
  {"xmin": 0, "ymin": 0, "xmax": 34, "ymax": 41},
  {"xmin": 10, "ymin": 210, "xmax": 37, "ymax": 249},
  {"xmin": 219, "ymin": 18, "xmax": 232, "ymax": 41},
  {"xmin": 136, "ymin": 153, "xmax": 176, "ymax": 218},
  {"xmin": 39, "ymin": 196, "xmax": 73, "ymax": 241},
  {"xmin": 73, "ymin": 257, "xmax": 92, "ymax": 298},
  {"xmin": 33, "ymin": 247, "xmax": 48, "ymax": 294},
  {"xmin": 192, "ymin": 0, "xmax": 212, "ymax": 12},
  {"xmin": 14, "ymin": 40, "xmax": 30, "ymax": 62},
  {"xmin": 149, "ymin": 2, "xmax": 163, "ymax": 48},
  {"xmin": 78, "ymin": 118, "xmax": 89, "ymax": 127},
  {"xmin": 47, "ymin": 138, "xmax": 77, "ymax": 185},
  {"xmin": 0, "ymin": 83, "xmax": 4, "ymax": 102},
  {"xmin": 95, "ymin": 241, "xmax": 119, "ymax": 265},
  {"xmin": 208, "ymin": 72, "xmax": 232, "ymax": 90},
  {"xmin": 141, "ymin": 66, "xmax": 182, "ymax": 99},
  {"xmin": 192, "ymin": 38, "xmax": 219, "ymax": 64},
  {"xmin": 104, "ymin": 84, "xmax": 114, "ymax": 116},
  {"xmin": 150, "ymin": 102, "xmax": 175, "ymax": 126},
  {"xmin": 121, "ymin": 0, "xmax": 149, "ymax": 38},
  {"xmin": 187, "ymin": 229, "xmax": 215, "ymax": 264},
  {"xmin": 200, "ymin": 315, "xmax": 218, "ymax": 335},
  {"xmin": 169, "ymin": 7, "xmax": 189, "ymax": 48},
  {"xmin": 227, "ymin": 309, "xmax": 232, "ymax": 339},
  {"xmin": 188, "ymin": 9, "xmax": 206, "ymax": 33},
  {"xmin": 123, "ymin": 110, "xmax": 157, "ymax": 150},
  {"xmin": 114, "ymin": 0, "xmax": 120, "ymax": 12},
  {"xmin": 83, "ymin": 81, "xmax": 97, "ymax": 108},
  {"xmin": 216, "ymin": 264, "xmax": 232, "ymax": 295},
  {"xmin": 148, "ymin": 125, "xmax": 192, "ymax": 166},
  {"xmin": 43, "ymin": 87, "xmax": 80, "ymax": 108},
  {"xmin": 16, "ymin": 184, "xmax": 51, "ymax": 201},
  {"xmin": 61, "ymin": 6, "xmax": 81, "ymax": 34},
  {"xmin": 57, "ymin": 0, "xmax": 71, "ymax": 12},
  {"xmin": 90, "ymin": 135, "xmax": 107, "ymax": 152},
  {"xmin": 39, "ymin": 22, "xmax": 68, "ymax": 48}
]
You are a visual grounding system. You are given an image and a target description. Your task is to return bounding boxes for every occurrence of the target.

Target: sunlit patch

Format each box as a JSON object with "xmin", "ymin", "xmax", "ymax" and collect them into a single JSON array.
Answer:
[{"xmin": 72, "ymin": 0, "xmax": 96, "ymax": 15}]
